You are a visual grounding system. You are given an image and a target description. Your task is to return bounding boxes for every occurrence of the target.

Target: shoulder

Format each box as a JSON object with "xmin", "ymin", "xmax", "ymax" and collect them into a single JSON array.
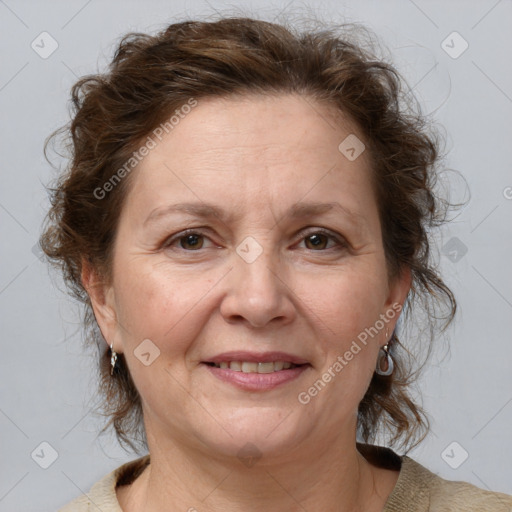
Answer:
[
  {"xmin": 58, "ymin": 455, "xmax": 150, "ymax": 512},
  {"xmin": 385, "ymin": 454, "xmax": 512, "ymax": 512}
]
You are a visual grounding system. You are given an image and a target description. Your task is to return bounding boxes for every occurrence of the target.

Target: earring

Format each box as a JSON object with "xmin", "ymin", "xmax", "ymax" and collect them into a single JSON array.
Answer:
[
  {"xmin": 110, "ymin": 343, "xmax": 118, "ymax": 376},
  {"xmin": 375, "ymin": 328, "xmax": 394, "ymax": 376}
]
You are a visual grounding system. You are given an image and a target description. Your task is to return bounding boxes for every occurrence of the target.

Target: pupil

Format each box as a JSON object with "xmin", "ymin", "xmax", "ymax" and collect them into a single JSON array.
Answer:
[
  {"xmin": 308, "ymin": 234, "xmax": 325, "ymax": 249},
  {"xmin": 184, "ymin": 234, "xmax": 201, "ymax": 248}
]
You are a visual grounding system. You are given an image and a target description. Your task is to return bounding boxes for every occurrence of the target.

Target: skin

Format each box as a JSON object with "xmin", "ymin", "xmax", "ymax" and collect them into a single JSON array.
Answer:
[{"xmin": 83, "ymin": 93, "xmax": 411, "ymax": 511}]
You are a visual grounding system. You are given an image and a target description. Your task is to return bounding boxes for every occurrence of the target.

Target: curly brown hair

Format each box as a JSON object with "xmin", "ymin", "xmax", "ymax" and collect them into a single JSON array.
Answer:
[{"xmin": 40, "ymin": 16, "xmax": 457, "ymax": 455}]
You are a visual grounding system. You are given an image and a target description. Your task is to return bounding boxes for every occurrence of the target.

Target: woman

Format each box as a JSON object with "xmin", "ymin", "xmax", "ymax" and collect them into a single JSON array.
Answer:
[{"xmin": 41, "ymin": 16, "xmax": 512, "ymax": 511}]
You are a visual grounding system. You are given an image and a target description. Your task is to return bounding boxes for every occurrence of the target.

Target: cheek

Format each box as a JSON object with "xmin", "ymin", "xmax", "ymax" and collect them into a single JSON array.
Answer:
[
  {"xmin": 112, "ymin": 263, "xmax": 214, "ymax": 405},
  {"xmin": 303, "ymin": 267, "xmax": 387, "ymax": 392},
  {"xmin": 305, "ymin": 268, "xmax": 387, "ymax": 339},
  {"xmin": 113, "ymin": 260, "xmax": 217, "ymax": 353}
]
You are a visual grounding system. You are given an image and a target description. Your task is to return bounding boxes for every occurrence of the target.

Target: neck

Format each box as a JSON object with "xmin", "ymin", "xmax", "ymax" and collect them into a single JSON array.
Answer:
[{"xmin": 118, "ymin": 429, "xmax": 395, "ymax": 512}]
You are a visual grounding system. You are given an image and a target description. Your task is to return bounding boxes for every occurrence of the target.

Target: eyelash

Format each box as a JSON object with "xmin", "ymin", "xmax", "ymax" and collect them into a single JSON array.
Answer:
[{"xmin": 162, "ymin": 227, "xmax": 348, "ymax": 253}]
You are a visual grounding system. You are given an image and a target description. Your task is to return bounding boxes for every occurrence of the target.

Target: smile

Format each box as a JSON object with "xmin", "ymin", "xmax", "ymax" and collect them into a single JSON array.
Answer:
[{"xmin": 206, "ymin": 361, "xmax": 300, "ymax": 373}]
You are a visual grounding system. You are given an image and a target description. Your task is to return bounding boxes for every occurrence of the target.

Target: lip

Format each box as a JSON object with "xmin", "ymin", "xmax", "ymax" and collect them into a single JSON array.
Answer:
[
  {"xmin": 204, "ymin": 363, "xmax": 310, "ymax": 391},
  {"xmin": 203, "ymin": 351, "xmax": 310, "ymax": 365},
  {"xmin": 202, "ymin": 351, "xmax": 312, "ymax": 391}
]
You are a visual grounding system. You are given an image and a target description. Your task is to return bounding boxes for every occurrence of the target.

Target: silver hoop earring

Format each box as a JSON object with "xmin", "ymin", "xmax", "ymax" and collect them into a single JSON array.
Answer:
[
  {"xmin": 375, "ymin": 344, "xmax": 394, "ymax": 376},
  {"xmin": 376, "ymin": 328, "xmax": 394, "ymax": 376},
  {"xmin": 110, "ymin": 343, "xmax": 118, "ymax": 376}
]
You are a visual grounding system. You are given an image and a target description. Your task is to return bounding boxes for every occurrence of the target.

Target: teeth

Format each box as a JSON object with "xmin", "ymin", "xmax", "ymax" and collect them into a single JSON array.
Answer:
[
  {"xmin": 230, "ymin": 361, "xmax": 242, "ymax": 371},
  {"xmin": 241, "ymin": 362, "xmax": 258, "ymax": 373},
  {"xmin": 211, "ymin": 361, "xmax": 299, "ymax": 373},
  {"xmin": 257, "ymin": 362, "xmax": 275, "ymax": 374}
]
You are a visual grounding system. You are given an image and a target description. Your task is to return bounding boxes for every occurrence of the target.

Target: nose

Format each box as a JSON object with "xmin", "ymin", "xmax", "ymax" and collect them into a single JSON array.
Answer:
[{"xmin": 219, "ymin": 243, "xmax": 296, "ymax": 329}]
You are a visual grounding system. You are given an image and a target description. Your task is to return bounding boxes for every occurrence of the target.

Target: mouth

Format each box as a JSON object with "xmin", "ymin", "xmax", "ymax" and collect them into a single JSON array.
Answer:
[
  {"xmin": 204, "ymin": 361, "xmax": 304, "ymax": 373},
  {"xmin": 201, "ymin": 351, "xmax": 311, "ymax": 391}
]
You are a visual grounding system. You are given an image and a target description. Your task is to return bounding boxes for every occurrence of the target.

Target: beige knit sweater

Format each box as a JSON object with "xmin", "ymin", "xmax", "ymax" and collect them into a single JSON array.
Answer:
[{"xmin": 58, "ymin": 444, "xmax": 512, "ymax": 511}]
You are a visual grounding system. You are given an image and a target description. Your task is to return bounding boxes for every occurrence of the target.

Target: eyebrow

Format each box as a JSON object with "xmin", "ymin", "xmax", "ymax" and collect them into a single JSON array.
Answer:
[{"xmin": 143, "ymin": 201, "xmax": 365, "ymax": 229}]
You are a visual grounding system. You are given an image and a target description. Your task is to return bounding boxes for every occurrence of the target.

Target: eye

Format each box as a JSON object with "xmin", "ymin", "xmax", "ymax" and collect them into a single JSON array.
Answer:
[
  {"xmin": 298, "ymin": 229, "xmax": 347, "ymax": 251},
  {"xmin": 163, "ymin": 229, "xmax": 213, "ymax": 251},
  {"xmin": 162, "ymin": 228, "xmax": 348, "ymax": 253}
]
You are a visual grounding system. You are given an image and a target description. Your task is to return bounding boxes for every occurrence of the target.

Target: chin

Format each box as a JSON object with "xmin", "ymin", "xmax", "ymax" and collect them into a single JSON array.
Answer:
[{"xmin": 192, "ymin": 407, "xmax": 308, "ymax": 462}]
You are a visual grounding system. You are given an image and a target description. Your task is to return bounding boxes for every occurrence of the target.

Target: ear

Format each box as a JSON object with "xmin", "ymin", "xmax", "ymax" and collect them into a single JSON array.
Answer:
[
  {"xmin": 81, "ymin": 259, "xmax": 121, "ymax": 353},
  {"xmin": 382, "ymin": 265, "xmax": 412, "ymax": 336}
]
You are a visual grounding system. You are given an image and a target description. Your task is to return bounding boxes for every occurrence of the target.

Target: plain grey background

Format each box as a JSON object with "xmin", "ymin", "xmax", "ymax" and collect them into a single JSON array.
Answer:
[{"xmin": 1, "ymin": 0, "xmax": 511, "ymax": 510}]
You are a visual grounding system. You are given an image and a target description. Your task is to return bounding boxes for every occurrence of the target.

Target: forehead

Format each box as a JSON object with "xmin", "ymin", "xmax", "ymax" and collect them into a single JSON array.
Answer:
[
  {"xmin": 151, "ymin": 93, "xmax": 364, "ymax": 160},
  {"xmin": 121, "ymin": 93, "xmax": 376, "ymax": 225}
]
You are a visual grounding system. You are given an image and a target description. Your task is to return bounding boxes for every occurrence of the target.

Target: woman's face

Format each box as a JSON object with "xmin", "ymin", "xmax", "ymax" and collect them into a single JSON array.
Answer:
[{"xmin": 91, "ymin": 93, "xmax": 410, "ymax": 461}]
